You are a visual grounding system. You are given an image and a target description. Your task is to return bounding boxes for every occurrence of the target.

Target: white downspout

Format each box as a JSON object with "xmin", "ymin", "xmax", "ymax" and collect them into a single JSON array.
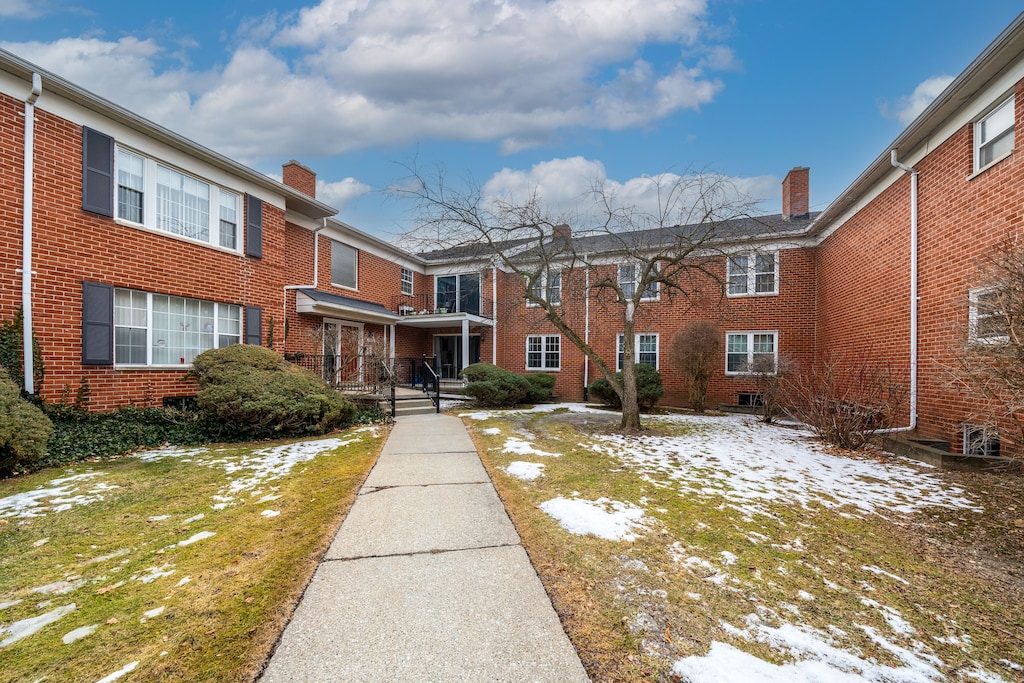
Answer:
[
  {"xmin": 282, "ymin": 219, "xmax": 326, "ymax": 350},
  {"xmin": 491, "ymin": 265, "xmax": 497, "ymax": 364},
  {"xmin": 880, "ymin": 149, "xmax": 918, "ymax": 433},
  {"xmin": 20, "ymin": 73, "xmax": 41, "ymax": 397}
]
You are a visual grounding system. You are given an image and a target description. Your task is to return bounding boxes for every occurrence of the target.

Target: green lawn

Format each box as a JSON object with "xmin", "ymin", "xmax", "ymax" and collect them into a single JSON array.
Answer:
[{"xmin": 0, "ymin": 426, "xmax": 384, "ymax": 683}]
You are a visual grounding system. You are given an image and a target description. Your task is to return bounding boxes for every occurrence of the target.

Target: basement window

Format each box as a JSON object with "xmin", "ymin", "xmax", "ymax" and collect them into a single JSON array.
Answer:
[{"xmin": 963, "ymin": 424, "xmax": 1000, "ymax": 457}]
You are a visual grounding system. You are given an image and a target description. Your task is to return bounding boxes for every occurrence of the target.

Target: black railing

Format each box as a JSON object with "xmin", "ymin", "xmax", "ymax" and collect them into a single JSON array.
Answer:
[
  {"xmin": 391, "ymin": 293, "xmax": 493, "ymax": 319},
  {"xmin": 420, "ymin": 354, "xmax": 441, "ymax": 413}
]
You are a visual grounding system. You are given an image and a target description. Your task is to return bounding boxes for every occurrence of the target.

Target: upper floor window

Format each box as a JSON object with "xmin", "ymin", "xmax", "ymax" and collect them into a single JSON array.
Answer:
[
  {"xmin": 529, "ymin": 270, "xmax": 561, "ymax": 306},
  {"xmin": 975, "ymin": 95, "xmax": 1015, "ymax": 172},
  {"xmin": 331, "ymin": 241, "xmax": 358, "ymax": 289},
  {"xmin": 436, "ymin": 273, "xmax": 481, "ymax": 316},
  {"xmin": 114, "ymin": 147, "xmax": 239, "ymax": 250},
  {"xmin": 725, "ymin": 331, "xmax": 777, "ymax": 374},
  {"xmin": 969, "ymin": 287, "xmax": 1009, "ymax": 343},
  {"xmin": 401, "ymin": 267, "xmax": 414, "ymax": 295},
  {"xmin": 114, "ymin": 287, "xmax": 241, "ymax": 366},
  {"xmin": 728, "ymin": 252, "xmax": 778, "ymax": 296},
  {"xmin": 618, "ymin": 263, "xmax": 659, "ymax": 301}
]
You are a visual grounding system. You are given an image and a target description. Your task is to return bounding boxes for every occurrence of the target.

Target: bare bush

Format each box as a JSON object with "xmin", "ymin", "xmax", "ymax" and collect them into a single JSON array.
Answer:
[
  {"xmin": 787, "ymin": 355, "xmax": 906, "ymax": 449},
  {"xmin": 670, "ymin": 322, "xmax": 720, "ymax": 413},
  {"xmin": 752, "ymin": 355, "xmax": 793, "ymax": 423}
]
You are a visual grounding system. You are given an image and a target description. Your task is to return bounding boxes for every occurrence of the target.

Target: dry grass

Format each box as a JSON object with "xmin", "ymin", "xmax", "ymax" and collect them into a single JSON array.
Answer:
[
  {"xmin": 464, "ymin": 408, "xmax": 1024, "ymax": 682},
  {"xmin": 0, "ymin": 426, "xmax": 385, "ymax": 682}
]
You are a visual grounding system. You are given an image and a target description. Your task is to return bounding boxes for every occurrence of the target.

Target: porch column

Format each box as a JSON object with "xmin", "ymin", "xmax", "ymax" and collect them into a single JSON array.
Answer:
[
  {"xmin": 389, "ymin": 323, "xmax": 396, "ymax": 359},
  {"xmin": 462, "ymin": 318, "xmax": 470, "ymax": 371}
]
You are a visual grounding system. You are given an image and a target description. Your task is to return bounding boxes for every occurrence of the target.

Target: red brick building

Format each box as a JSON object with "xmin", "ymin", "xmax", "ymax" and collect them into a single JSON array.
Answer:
[{"xmin": 3, "ymin": 12, "xmax": 1024, "ymax": 457}]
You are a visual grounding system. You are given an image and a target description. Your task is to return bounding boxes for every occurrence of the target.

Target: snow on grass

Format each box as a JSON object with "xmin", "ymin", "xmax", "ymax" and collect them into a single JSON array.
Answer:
[
  {"xmin": 501, "ymin": 437, "xmax": 559, "ymax": 457},
  {"xmin": 261, "ymin": 510, "xmax": 281, "ymax": 518},
  {"xmin": 210, "ymin": 437, "xmax": 361, "ymax": 498},
  {"xmin": 539, "ymin": 497, "xmax": 646, "ymax": 541},
  {"xmin": 0, "ymin": 472, "xmax": 118, "ymax": 519},
  {"xmin": 132, "ymin": 565, "xmax": 174, "ymax": 583},
  {"xmin": 668, "ymin": 611, "xmax": 993, "ymax": 683},
  {"xmin": 31, "ymin": 579, "xmax": 86, "ymax": 595},
  {"xmin": 0, "ymin": 603, "xmax": 76, "ymax": 647},
  {"xmin": 862, "ymin": 565, "xmax": 911, "ymax": 585},
  {"xmin": 581, "ymin": 410, "xmax": 979, "ymax": 517},
  {"xmin": 62, "ymin": 623, "xmax": 98, "ymax": 644},
  {"xmin": 177, "ymin": 531, "xmax": 215, "ymax": 547},
  {"xmin": 95, "ymin": 661, "xmax": 139, "ymax": 683},
  {"xmin": 504, "ymin": 461, "xmax": 545, "ymax": 480},
  {"xmin": 481, "ymin": 427, "xmax": 501, "ymax": 435}
]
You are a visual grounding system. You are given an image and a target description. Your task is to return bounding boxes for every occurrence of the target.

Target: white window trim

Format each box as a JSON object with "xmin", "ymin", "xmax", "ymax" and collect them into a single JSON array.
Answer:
[
  {"xmin": 974, "ymin": 94, "xmax": 1015, "ymax": 174},
  {"xmin": 727, "ymin": 251, "xmax": 779, "ymax": 297},
  {"xmin": 401, "ymin": 267, "xmax": 414, "ymax": 296},
  {"xmin": 724, "ymin": 330, "xmax": 779, "ymax": 376},
  {"xmin": 527, "ymin": 269, "xmax": 562, "ymax": 307},
  {"xmin": 968, "ymin": 286, "xmax": 1009, "ymax": 344},
  {"xmin": 616, "ymin": 333, "xmax": 660, "ymax": 371},
  {"xmin": 618, "ymin": 263, "xmax": 660, "ymax": 302},
  {"xmin": 330, "ymin": 240, "xmax": 359, "ymax": 291},
  {"xmin": 113, "ymin": 146, "xmax": 241, "ymax": 253},
  {"xmin": 525, "ymin": 334, "xmax": 561, "ymax": 371},
  {"xmin": 113, "ymin": 288, "xmax": 242, "ymax": 368}
]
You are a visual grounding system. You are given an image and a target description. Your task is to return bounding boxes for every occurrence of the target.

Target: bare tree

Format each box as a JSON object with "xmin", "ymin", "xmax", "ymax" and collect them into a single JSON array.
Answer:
[
  {"xmin": 949, "ymin": 236, "xmax": 1024, "ymax": 455},
  {"xmin": 397, "ymin": 165, "xmax": 759, "ymax": 430},
  {"xmin": 670, "ymin": 321, "xmax": 720, "ymax": 413}
]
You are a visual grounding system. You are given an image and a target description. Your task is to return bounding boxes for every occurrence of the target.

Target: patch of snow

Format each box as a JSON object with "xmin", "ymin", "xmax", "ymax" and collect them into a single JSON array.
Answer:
[
  {"xmin": 95, "ymin": 661, "xmax": 139, "ymax": 683},
  {"xmin": 797, "ymin": 590, "xmax": 815, "ymax": 601},
  {"xmin": 182, "ymin": 514, "xmax": 205, "ymax": 524},
  {"xmin": 0, "ymin": 603, "xmax": 76, "ymax": 647},
  {"xmin": 501, "ymin": 437, "xmax": 559, "ymax": 457},
  {"xmin": 62, "ymin": 623, "xmax": 98, "ymax": 644},
  {"xmin": 140, "ymin": 606, "xmax": 165, "ymax": 623},
  {"xmin": 686, "ymin": 592, "xmax": 702, "ymax": 601},
  {"xmin": 504, "ymin": 461, "xmax": 545, "ymax": 480},
  {"xmin": 539, "ymin": 497, "xmax": 646, "ymax": 541},
  {"xmin": 177, "ymin": 531, "xmax": 215, "ymax": 547},
  {"xmin": 31, "ymin": 579, "xmax": 85, "ymax": 595},
  {"xmin": 998, "ymin": 659, "xmax": 1022, "ymax": 671},
  {"xmin": 175, "ymin": 577, "xmax": 191, "ymax": 587},
  {"xmin": 148, "ymin": 515, "xmax": 170, "ymax": 522},
  {"xmin": 0, "ymin": 600, "xmax": 23, "ymax": 610},
  {"xmin": 0, "ymin": 472, "xmax": 116, "ymax": 519},
  {"xmin": 213, "ymin": 437, "xmax": 358, "ymax": 495},
  {"xmin": 861, "ymin": 599, "xmax": 916, "ymax": 637},
  {"xmin": 862, "ymin": 565, "xmax": 911, "ymax": 585},
  {"xmin": 720, "ymin": 551, "xmax": 738, "ymax": 565},
  {"xmin": 133, "ymin": 565, "xmax": 174, "ymax": 583},
  {"xmin": 134, "ymin": 446, "xmax": 208, "ymax": 462},
  {"xmin": 261, "ymin": 510, "xmax": 280, "ymax": 518},
  {"xmin": 481, "ymin": 427, "xmax": 501, "ymax": 435},
  {"xmin": 257, "ymin": 494, "xmax": 281, "ymax": 503}
]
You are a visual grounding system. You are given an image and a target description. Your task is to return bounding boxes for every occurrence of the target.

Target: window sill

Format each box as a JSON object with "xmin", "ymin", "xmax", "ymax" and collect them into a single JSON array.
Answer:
[
  {"xmin": 726, "ymin": 291, "xmax": 779, "ymax": 299},
  {"xmin": 969, "ymin": 149, "xmax": 1014, "ymax": 180},
  {"xmin": 525, "ymin": 367, "xmax": 560, "ymax": 372},
  {"xmin": 331, "ymin": 283, "xmax": 359, "ymax": 293},
  {"xmin": 113, "ymin": 218, "xmax": 243, "ymax": 256},
  {"xmin": 114, "ymin": 364, "xmax": 193, "ymax": 370}
]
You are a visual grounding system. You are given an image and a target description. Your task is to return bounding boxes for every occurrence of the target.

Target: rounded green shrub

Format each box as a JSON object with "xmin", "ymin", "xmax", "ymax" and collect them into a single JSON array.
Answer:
[
  {"xmin": 523, "ymin": 372, "xmax": 556, "ymax": 403},
  {"xmin": 0, "ymin": 372, "xmax": 53, "ymax": 476},
  {"xmin": 587, "ymin": 365, "xmax": 664, "ymax": 411},
  {"xmin": 189, "ymin": 345, "xmax": 356, "ymax": 437},
  {"xmin": 462, "ymin": 363, "xmax": 531, "ymax": 407}
]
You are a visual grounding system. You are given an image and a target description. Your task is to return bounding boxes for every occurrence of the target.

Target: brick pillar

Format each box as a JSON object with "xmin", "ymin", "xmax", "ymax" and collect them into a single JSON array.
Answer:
[
  {"xmin": 782, "ymin": 167, "xmax": 809, "ymax": 219},
  {"xmin": 282, "ymin": 160, "xmax": 317, "ymax": 198}
]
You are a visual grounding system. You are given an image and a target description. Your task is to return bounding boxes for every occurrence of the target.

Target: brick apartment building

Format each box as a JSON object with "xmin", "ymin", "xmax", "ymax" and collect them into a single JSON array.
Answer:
[{"xmin": 3, "ymin": 12, "xmax": 1024, "ymax": 457}]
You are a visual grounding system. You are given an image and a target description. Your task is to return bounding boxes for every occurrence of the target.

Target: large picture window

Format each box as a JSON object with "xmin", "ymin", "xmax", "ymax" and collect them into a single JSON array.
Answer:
[
  {"xmin": 114, "ymin": 288, "xmax": 241, "ymax": 366},
  {"xmin": 113, "ymin": 147, "xmax": 239, "ymax": 250}
]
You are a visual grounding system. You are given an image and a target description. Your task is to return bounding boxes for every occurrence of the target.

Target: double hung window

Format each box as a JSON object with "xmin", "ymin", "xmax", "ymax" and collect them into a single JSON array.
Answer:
[
  {"xmin": 975, "ymin": 95, "xmax": 1015, "ymax": 172},
  {"xmin": 968, "ymin": 287, "xmax": 1009, "ymax": 342},
  {"xmin": 727, "ymin": 252, "xmax": 778, "ymax": 296},
  {"xmin": 617, "ymin": 334, "xmax": 659, "ymax": 370},
  {"xmin": 529, "ymin": 270, "xmax": 561, "ymax": 306},
  {"xmin": 526, "ymin": 335, "xmax": 561, "ymax": 370},
  {"xmin": 725, "ymin": 331, "xmax": 777, "ymax": 374},
  {"xmin": 401, "ymin": 267, "xmax": 414, "ymax": 295},
  {"xmin": 618, "ymin": 263, "xmax": 659, "ymax": 300}
]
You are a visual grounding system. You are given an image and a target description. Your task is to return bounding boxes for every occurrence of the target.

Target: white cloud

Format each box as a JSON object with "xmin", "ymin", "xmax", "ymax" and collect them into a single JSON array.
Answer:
[
  {"xmin": 0, "ymin": 0, "xmax": 48, "ymax": 19},
  {"xmin": 317, "ymin": 177, "xmax": 372, "ymax": 209},
  {"xmin": 1, "ymin": 0, "xmax": 730, "ymax": 161},
  {"xmin": 881, "ymin": 75, "xmax": 954, "ymax": 126},
  {"xmin": 482, "ymin": 156, "xmax": 779, "ymax": 222}
]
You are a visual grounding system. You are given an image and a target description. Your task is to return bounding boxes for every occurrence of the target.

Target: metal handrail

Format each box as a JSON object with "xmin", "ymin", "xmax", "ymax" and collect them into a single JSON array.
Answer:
[
  {"xmin": 420, "ymin": 354, "xmax": 441, "ymax": 413},
  {"xmin": 380, "ymin": 361, "xmax": 396, "ymax": 418}
]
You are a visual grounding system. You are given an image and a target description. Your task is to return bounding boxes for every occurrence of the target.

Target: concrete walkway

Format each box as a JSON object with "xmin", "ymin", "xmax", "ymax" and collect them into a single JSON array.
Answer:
[{"xmin": 260, "ymin": 413, "xmax": 589, "ymax": 682}]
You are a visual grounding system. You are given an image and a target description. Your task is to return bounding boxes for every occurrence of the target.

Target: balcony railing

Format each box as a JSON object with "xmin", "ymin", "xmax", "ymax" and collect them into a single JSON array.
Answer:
[
  {"xmin": 285, "ymin": 353, "xmax": 451, "ymax": 395},
  {"xmin": 391, "ymin": 293, "xmax": 493, "ymax": 319}
]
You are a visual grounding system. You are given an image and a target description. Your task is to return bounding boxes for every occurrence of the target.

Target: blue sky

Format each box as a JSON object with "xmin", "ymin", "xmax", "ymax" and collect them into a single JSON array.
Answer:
[{"xmin": 1, "ymin": 1, "xmax": 1022, "ymax": 241}]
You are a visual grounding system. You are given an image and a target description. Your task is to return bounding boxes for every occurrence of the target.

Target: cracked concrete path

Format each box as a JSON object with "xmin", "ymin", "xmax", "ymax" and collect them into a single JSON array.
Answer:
[{"xmin": 259, "ymin": 412, "xmax": 589, "ymax": 682}]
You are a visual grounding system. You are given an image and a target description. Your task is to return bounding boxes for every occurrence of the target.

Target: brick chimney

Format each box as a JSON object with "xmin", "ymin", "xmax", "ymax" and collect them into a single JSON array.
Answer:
[
  {"xmin": 782, "ymin": 167, "xmax": 809, "ymax": 220},
  {"xmin": 282, "ymin": 160, "xmax": 317, "ymax": 198},
  {"xmin": 552, "ymin": 224, "xmax": 571, "ymax": 239}
]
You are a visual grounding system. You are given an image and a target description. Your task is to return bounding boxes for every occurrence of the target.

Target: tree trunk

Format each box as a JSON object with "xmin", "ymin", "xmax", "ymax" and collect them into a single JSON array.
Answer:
[{"xmin": 619, "ymin": 310, "xmax": 642, "ymax": 431}]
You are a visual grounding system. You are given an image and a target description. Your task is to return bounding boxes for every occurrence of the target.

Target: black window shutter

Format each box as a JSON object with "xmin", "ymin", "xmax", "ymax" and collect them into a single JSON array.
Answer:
[
  {"xmin": 246, "ymin": 195, "xmax": 263, "ymax": 259},
  {"xmin": 82, "ymin": 281, "xmax": 114, "ymax": 365},
  {"xmin": 82, "ymin": 127, "xmax": 114, "ymax": 217},
  {"xmin": 245, "ymin": 306, "xmax": 262, "ymax": 345}
]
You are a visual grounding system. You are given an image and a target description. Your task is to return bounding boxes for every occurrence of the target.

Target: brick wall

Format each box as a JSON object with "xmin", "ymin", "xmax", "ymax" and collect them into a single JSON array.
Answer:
[{"xmin": 817, "ymin": 78, "xmax": 1024, "ymax": 454}]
